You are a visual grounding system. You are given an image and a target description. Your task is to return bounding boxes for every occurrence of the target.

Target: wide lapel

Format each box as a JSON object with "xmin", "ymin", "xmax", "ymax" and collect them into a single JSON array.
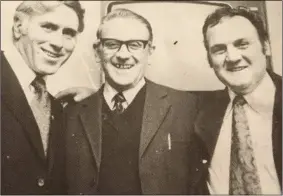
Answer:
[
  {"xmin": 47, "ymin": 96, "xmax": 63, "ymax": 173},
  {"xmin": 191, "ymin": 90, "xmax": 230, "ymax": 189},
  {"xmin": 79, "ymin": 89, "xmax": 103, "ymax": 169},
  {"xmin": 139, "ymin": 82, "xmax": 171, "ymax": 158},
  {"xmin": 269, "ymin": 72, "xmax": 282, "ymax": 187},
  {"xmin": 194, "ymin": 90, "xmax": 230, "ymax": 160},
  {"xmin": 1, "ymin": 55, "xmax": 45, "ymax": 161}
]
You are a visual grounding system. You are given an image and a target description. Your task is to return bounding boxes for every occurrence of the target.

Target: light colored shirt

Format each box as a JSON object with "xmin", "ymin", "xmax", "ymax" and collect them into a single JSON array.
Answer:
[
  {"xmin": 3, "ymin": 44, "xmax": 44, "ymax": 105},
  {"xmin": 103, "ymin": 78, "xmax": 146, "ymax": 110},
  {"xmin": 208, "ymin": 72, "xmax": 280, "ymax": 194}
]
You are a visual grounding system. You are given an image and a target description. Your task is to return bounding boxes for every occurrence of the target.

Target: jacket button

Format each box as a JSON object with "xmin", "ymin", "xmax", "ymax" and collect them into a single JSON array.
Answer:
[
  {"xmin": 102, "ymin": 113, "xmax": 108, "ymax": 120},
  {"xmin": 37, "ymin": 178, "xmax": 45, "ymax": 187}
]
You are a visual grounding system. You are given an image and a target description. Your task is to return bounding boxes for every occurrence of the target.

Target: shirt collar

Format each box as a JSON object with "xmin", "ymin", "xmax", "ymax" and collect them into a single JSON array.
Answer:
[
  {"xmin": 3, "ymin": 42, "xmax": 36, "ymax": 91},
  {"xmin": 103, "ymin": 78, "xmax": 146, "ymax": 108},
  {"xmin": 228, "ymin": 72, "xmax": 275, "ymax": 115}
]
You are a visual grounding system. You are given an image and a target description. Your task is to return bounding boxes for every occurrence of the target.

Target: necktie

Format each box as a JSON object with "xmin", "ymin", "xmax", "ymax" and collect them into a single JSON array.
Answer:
[
  {"xmin": 30, "ymin": 77, "xmax": 51, "ymax": 156},
  {"xmin": 112, "ymin": 92, "xmax": 126, "ymax": 114},
  {"xmin": 229, "ymin": 95, "xmax": 262, "ymax": 194}
]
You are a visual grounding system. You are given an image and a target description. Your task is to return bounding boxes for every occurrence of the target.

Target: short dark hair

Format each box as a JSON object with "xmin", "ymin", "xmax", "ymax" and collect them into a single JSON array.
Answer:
[
  {"xmin": 96, "ymin": 8, "xmax": 153, "ymax": 42},
  {"xmin": 202, "ymin": 6, "xmax": 269, "ymax": 51},
  {"xmin": 15, "ymin": 1, "xmax": 85, "ymax": 32}
]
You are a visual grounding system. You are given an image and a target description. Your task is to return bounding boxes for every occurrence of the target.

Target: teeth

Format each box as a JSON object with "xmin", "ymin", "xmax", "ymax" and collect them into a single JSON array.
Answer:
[
  {"xmin": 42, "ymin": 48, "xmax": 60, "ymax": 58},
  {"xmin": 114, "ymin": 64, "xmax": 133, "ymax": 69},
  {"xmin": 229, "ymin": 67, "xmax": 247, "ymax": 72}
]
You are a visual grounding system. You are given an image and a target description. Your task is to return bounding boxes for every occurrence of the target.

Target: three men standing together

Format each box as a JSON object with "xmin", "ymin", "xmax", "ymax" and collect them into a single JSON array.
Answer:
[{"xmin": 1, "ymin": 1, "xmax": 281, "ymax": 195}]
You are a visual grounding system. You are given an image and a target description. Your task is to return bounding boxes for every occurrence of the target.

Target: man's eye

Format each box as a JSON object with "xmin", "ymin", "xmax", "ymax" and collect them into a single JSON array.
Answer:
[
  {"xmin": 211, "ymin": 47, "xmax": 226, "ymax": 55},
  {"xmin": 63, "ymin": 28, "xmax": 77, "ymax": 39},
  {"xmin": 237, "ymin": 42, "xmax": 249, "ymax": 49},
  {"xmin": 41, "ymin": 24, "xmax": 57, "ymax": 32},
  {"xmin": 104, "ymin": 42, "xmax": 120, "ymax": 49},
  {"xmin": 128, "ymin": 41, "xmax": 143, "ymax": 50}
]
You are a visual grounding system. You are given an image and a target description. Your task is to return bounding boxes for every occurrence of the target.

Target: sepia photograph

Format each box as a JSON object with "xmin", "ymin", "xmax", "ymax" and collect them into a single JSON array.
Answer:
[{"xmin": 1, "ymin": 1, "xmax": 282, "ymax": 195}]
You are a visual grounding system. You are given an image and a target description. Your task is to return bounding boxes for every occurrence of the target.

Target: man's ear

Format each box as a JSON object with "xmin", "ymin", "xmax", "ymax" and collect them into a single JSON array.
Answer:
[
  {"xmin": 263, "ymin": 40, "xmax": 271, "ymax": 56},
  {"xmin": 147, "ymin": 45, "xmax": 156, "ymax": 66},
  {"xmin": 93, "ymin": 39, "xmax": 101, "ymax": 63},
  {"xmin": 93, "ymin": 39, "xmax": 100, "ymax": 50},
  {"xmin": 207, "ymin": 52, "xmax": 213, "ymax": 68},
  {"xmin": 13, "ymin": 12, "xmax": 29, "ymax": 40},
  {"xmin": 148, "ymin": 44, "xmax": 156, "ymax": 55}
]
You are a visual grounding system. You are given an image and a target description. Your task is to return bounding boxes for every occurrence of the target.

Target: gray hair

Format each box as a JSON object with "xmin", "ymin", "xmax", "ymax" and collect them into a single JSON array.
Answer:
[
  {"xmin": 96, "ymin": 8, "xmax": 153, "ymax": 42},
  {"xmin": 14, "ymin": 1, "xmax": 85, "ymax": 32}
]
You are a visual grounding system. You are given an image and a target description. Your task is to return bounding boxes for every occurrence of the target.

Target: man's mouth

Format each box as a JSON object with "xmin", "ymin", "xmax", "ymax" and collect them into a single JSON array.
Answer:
[
  {"xmin": 41, "ymin": 48, "xmax": 63, "ymax": 59},
  {"xmin": 113, "ymin": 63, "xmax": 134, "ymax": 69},
  {"xmin": 227, "ymin": 66, "xmax": 248, "ymax": 72}
]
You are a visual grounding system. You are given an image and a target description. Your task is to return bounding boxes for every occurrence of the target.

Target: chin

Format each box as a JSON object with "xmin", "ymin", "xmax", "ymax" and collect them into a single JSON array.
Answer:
[{"xmin": 38, "ymin": 67, "xmax": 60, "ymax": 76}]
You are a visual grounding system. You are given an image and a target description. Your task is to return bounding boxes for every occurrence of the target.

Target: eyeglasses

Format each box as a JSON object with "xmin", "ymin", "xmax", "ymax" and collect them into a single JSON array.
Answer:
[{"xmin": 100, "ymin": 38, "xmax": 149, "ymax": 53}]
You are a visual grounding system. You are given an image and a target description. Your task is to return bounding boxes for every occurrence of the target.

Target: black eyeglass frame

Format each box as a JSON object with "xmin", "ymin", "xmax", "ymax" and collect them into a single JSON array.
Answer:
[{"xmin": 100, "ymin": 38, "xmax": 150, "ymax": 52}]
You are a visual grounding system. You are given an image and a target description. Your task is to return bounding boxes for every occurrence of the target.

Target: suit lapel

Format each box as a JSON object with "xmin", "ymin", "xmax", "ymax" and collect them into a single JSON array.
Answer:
[
  {"xmin": 1, "ymin": 55, "xmax": 46, "ymax": 161},
  {"xmin": 192, "ymin": 90, "xmax": 230, "ymax": 189},
  {"xmin": 139, "ymin": 82, "xmax": 171, "ymax": 158},
  {"xmin": 79, "ymin": 90, "xmax": 103, "ymax": 169},
  {"xmin": 270, "ymin": 72, "xmax": 282, "ymax": 187},
  {"xmin": 47, "ymin": 97, "xmax": 63, "ymax": 173},
  {"xmin": 195, "ymin": 72, "xmax": 282, "ymax": 190},
  {"xmin": 195, "ymin": 90, "xmax": 230, "ymax": 160}
]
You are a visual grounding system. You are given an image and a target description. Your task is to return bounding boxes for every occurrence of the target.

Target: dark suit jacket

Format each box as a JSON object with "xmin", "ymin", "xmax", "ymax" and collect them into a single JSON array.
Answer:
[
  {"xmin": 65, "ymin": 80, "xmax": 199, "ymax": 194},
  {"xmin": 1, "ymin": 52, "xmax": 66, "ymax": 194},
  {"xmin": 191, "ymin": 72, "xmax": 282, "ymax": 194}
]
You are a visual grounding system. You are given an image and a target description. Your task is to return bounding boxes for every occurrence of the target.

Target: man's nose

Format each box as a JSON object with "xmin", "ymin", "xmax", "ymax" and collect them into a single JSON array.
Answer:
[
  {"xmin": 226, "ymin": 46, "xmax": 241, "ymax": 63},
  {"xmin": 115, "ymin": 44, "xmax": 131, "ymax": 60},
  {"xmin": 49, "ymin": 33, "xmax": 63, "ymax": 52}
]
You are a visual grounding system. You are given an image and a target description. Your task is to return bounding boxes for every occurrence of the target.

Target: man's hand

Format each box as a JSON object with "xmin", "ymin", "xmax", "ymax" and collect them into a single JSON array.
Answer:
[{"xmin": 55, "ymin": 87, "xmax": 96, "ymax": 105}]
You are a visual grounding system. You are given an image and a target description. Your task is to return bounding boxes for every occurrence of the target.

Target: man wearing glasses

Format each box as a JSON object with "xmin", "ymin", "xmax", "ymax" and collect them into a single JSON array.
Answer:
[{"xmin": 64, "ymin": 8, "xmax": 199, "ymax": 194}]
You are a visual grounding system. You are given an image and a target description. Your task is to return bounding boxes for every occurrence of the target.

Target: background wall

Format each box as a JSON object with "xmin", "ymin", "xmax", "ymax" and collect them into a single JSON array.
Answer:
[
  {"xmin": 1, "ymin": 1, "xmax": 281, "ymax": 94},
  {"xmin": 265, "ymin": 1, "xmax": 282, "ymax": 76}
]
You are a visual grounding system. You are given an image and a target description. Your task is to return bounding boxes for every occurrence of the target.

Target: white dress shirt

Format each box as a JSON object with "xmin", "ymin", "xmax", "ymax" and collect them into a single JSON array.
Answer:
[
  {"xmin": 103, "ymin": 78, "xmax": 146, "ymax": 110},
  {"xmin": 3, "ymin": 44, "xmax": 44, "ymax": 105},
  {"xmin": 208, "ymin": 72, "xmax": 281, "ymax": 194}
]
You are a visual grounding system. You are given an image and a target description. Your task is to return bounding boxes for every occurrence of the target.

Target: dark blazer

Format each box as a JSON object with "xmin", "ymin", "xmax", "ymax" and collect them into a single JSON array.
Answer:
[
  {"xmin": 65, "ymin": 80, "xmax": 199, "ymax": 195},
  {"xmin": 191, "ymin": 71, "xmax": 282, "ymax": 194},
  {"xmin": 1, "ymin": 52, "xmax": 66, "ymax": 194}
]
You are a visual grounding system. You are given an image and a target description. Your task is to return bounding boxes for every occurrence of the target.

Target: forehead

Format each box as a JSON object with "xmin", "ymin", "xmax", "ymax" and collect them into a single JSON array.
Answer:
[
  {"xmin": 206, "ymin": 16, "xmax": 259, "ymax": 45},
  {"xmin": 29, "ymin": 4, "xmax": 79, "ymax": 30},
  {"xmin": 100, "ymin": 18, "xmax": 150, "ymax": 40}
]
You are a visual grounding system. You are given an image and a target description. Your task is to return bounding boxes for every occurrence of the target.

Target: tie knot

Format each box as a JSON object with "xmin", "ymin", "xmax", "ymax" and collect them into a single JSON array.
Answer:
[
  {"xmin": 112, "ymin": 92, "xmax": 126, "ymax": 104},
  {"xmin": 233, "ymin": 95, "xmax": 246, "ymax": 106},
  {"xmin": 31, "ymin": 77, "xmax": 47, "ymax": 94}
]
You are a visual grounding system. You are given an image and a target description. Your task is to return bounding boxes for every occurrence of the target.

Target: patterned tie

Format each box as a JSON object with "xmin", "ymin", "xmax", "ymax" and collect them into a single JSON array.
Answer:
[
  {"xmin": 229, "ymin": 95, "xmax": 262, "ymax": 195},
  {"xmin": 30, "ymin": 77, "xmax": 51, "ymax": 156},
  {"xmin": 112, "ymin": 92, "xmax": 126, "ymax": 114}
]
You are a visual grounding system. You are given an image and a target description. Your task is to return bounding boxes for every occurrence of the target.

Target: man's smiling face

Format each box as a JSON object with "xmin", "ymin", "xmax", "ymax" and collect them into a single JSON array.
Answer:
[
  {"xmin": 14, "ymin": 4, "xmax": 79, "ymax": 76},
  {"xmin": 97, "ymin": 17, "xmax": 153, "ymax": 91},
  {"xmin": 206, "ymin": 16, "xmax": 268, "ymax": 94}
]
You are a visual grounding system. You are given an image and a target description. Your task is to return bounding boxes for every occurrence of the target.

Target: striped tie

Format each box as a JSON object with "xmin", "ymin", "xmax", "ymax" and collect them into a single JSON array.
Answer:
[
  {"xmin": 112, "ymin": 92, "xmax": 126, "ymax": 114},
  {"xmin": 30, "ymin": 77, "xmax": 51, "ymax": 156}
]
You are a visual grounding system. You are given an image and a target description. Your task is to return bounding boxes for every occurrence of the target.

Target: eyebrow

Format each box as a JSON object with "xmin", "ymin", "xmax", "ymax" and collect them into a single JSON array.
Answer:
[
  {"xmin": 63, "ymin": 28, "xmax": 77, "ymax": 37},
  {"xmin": 210, "ymin": 44, "xmax": 226, "ymax": 52},
  {"xmin": 40, "ymin": 21, "xmax": 78, "ymax": 35},
  {"xmin": 234, "ymin": 38, "xmax": 249, "ymax": 45}
]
